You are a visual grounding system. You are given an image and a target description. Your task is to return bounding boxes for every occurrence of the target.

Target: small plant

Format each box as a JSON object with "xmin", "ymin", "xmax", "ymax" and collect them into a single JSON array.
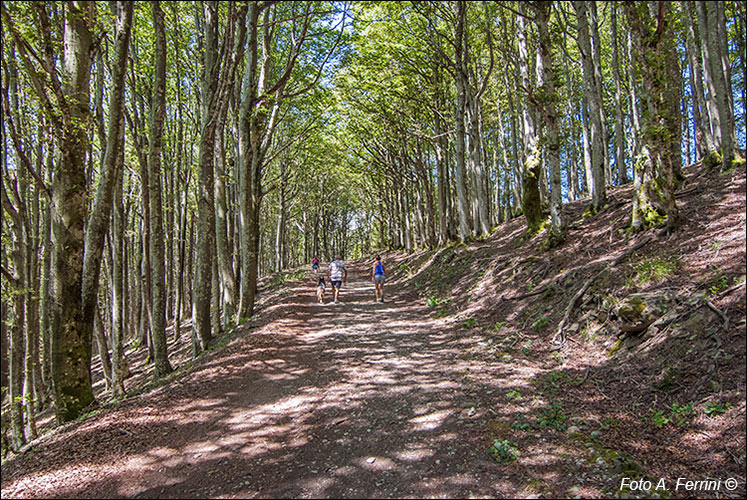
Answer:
[
  {"xmin": 628, "ymin": 255, "xmax": 682, "ymax": 286},
  {"xmin": 426, "ymin": 296, "xmax": 447, "ymax": 308},
  {"xmin": 462, "ymin": 317, "xmax": 478, "ymax": 329},
  {"xmin": 600, "ymin": 417, "xmax": 620, "ymax": 430},
  {"xmin": 669, "ymin": 401, "xmax": 695, "ymax": 427},
  {"xmin": 506, "ymin": 390, "xmax": 522, "ymax": 400},
  {"xmin": 531, "ymin": 316, "xmax": 550, "ymax": 331},
  {"xmin": 489, "ymin": 321, "xmax": 507, "ymax": 332},
  {"xmin": 537, "ymin": 401, "xmax": 567, "ymax": 431},
  {"xmin": 510, "ymin": 414, "xmax": 533, "ymax": 431},
  {"xmin": 649, "ymin": 409, "xmax": 669, "ymax": 428},
  {"xmin": 708, "ymin": 274, "xmax": 730, "ymax": 296},
  {"xmin": 487, "ymin": 438, "xmax": 521, "ymax": 463},
  {"xmin": 704, "ymin": 402, "xmax": 732, "ymax": 417},
  {"xmin": 647, "ymin": 401, "xmax": 696, "ymax": 428},
  {"xmin": 539, "ymin": 371, "xmax": 563, "ymax": 394},
  {"xmin": 521, "ymin": 340, "xmax": 533, "ymax": 356}
]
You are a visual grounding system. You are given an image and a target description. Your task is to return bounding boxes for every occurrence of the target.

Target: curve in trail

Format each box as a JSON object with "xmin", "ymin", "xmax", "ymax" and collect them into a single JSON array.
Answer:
[{"xmin": 2, "ymin": 260, "xmax": 514, "ymax": 499}]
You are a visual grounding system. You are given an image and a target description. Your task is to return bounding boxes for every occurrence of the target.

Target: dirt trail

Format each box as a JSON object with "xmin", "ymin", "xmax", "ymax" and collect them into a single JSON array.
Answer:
[{"xmin": 2, "ymin": 260, "xmax": 526, "ymax": 499}]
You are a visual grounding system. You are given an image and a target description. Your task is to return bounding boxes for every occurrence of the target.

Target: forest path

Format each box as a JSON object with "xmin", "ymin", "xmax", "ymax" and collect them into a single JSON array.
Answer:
[
  {"xmin": 195, "ymin": 260, "xmax": 508, "ymax": 498},
  {"xmin": 3, "ymin": 260, "xmax": 533, "ymax": 499}
]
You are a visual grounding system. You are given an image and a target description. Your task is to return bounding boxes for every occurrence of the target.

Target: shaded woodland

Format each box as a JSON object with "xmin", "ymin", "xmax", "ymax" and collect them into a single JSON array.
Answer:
[{"xmin": 1, "ymin": 0, "xmax": 745, "ymax": 467}]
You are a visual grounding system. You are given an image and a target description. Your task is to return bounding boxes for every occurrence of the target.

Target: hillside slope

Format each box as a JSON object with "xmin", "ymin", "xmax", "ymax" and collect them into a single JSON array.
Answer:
[
  {"xmin": 387, "ymin": 161, "xmax": 746, "ymax": 497},
  {"xmin": 1, "ymin": 162, "xmax": 744, "ymax": 499}
]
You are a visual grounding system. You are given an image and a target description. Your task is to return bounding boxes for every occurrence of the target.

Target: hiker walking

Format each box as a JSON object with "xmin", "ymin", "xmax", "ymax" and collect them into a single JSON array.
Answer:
[
  {"xmin": 327, "ymin": 255, "xmax": 348, "ymax": 304},
  {"xmin": 312, "ymin": 256, "xmax": 320, "ymax": 273},
  {"xmin": 372, "ymin": 255, "xmax": 386, "ymax": 302}
]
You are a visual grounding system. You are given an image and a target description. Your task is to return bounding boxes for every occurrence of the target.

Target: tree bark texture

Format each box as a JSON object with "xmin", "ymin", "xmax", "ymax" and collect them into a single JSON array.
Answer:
[
  {"xmin": 625, "ymin": 1, "xmax": 683, "ymax": 233},
  {"xmin": 148, "ymin": 1, "xmax": 173, "ymax": 376}
]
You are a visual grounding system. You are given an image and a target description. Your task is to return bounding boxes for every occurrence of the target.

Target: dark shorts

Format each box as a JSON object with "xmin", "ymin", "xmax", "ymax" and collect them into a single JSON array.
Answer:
[
  {"xmin": 331, "ymin": 280, "xmax": 342, "ymax": 289},
  {"xmin": 312, "ymin": 264, "xmax": 319, "ymax": 269},
  {"xmin": 374, "ymin": 274, "xmax": 385, "ymax": 285}
]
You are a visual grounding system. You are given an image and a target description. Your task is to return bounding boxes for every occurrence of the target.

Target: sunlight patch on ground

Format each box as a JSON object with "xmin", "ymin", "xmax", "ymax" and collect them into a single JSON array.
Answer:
[
  {"xmin": 408, "ymin": 409, "xmax": 453, "ymax": 431},
  {"xmin": 394, "ymin": 447, "xmax": 436, "ymax": 461},
  {"xmin": 3, "ymin": 463, "xmax": 119, "ymax": 498},
  {"xmin": 354, "ymin": 455, "xmax": 397, "ymax": 471}
]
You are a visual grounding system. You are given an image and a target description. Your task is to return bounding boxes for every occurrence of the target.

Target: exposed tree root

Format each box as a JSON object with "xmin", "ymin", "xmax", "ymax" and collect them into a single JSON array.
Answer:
[{"xmin": 552, "ymin": 234, "xmax": 655, "ymax": 346}]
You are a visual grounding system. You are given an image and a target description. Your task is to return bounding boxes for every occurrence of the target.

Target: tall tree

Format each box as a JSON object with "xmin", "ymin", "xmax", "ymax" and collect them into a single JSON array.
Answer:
[
  {"xmin": 531, "ymin": 1, "xmax": 564, "ymax": 247},
  {"xmin": 148, "ymin": 1, "xmax": 173, "ymax": 377},
  {"xmin": 574, "ymin": 0, "xmax": 606, "ymax": 213},
  {"xmin": 517, "ymin": 7, "xmax": 543, "ymax": 235},
  {"xmin": 625, "ymin": 0, "xmax": 683, "ymax": 233},
  {"xmin": 12, "ymin": 0, "xmax": 99, "ymax": 423}
]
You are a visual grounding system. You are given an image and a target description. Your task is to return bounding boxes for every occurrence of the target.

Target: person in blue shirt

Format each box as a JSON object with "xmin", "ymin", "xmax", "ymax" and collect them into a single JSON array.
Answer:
[{"xmin": 371, "ymin": 255, "xmax": 386, "ymax": 303}]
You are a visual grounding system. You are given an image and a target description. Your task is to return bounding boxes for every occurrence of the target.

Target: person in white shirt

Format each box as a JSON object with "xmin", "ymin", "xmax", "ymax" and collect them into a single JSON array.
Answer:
[{"xmin": 327, "ymin": 256, "xmax": 348, "ymax": 304}]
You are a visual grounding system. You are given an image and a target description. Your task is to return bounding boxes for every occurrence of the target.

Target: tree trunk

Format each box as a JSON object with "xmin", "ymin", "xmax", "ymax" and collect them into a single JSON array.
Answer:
[
  {"xmin": 453, "ymin": 0, "xmax": 471, "ymax": 242},
  {"xmin": 3, "ymin": 185, "xmax": 27, "ymax": 447},
  {"xmin": 194, "ymin": 0, "xmax": 221, "ymax": 352},
  {"xmin": 589, "ymin": 2, "xmax": 610, "ymax": 186},
  {"xmin": 611, "ymin": 5, "xmax": 627, "ymax": 184},
  {"xmin": 682, "ymin": 2, "xmax": 711, "ymax": 161},
  {"xmin": 111, "ymin": 123, "xmax": 127, "ymax": 396},
  {"xmin": 574, "ymin": 0, "xmax": 606, "ymax": 213},
  {"xmin": 534, "ymin": 2, "xmax": 564, "ymax": 247},
  {"xmin": 517, "ymin": 10, "xmax": 543, "ymax": 234},
  {"xmin": 695, "ymin": 1, "xmax": 722, "ymax": 164},
  {"xmin": 148, "ymin": 1, "xmax": 173, "ymax": 376},
  {"xmin": 625, "ymin": 1, "xmax": 683, "ymax": 234},
  {"xmin": 93, "ymin": 305, "xmax": 112, "ymax": 392},
  {"xmin": 238, "ymin": 3, "xmax": 262, "ymax": 320},
  {"xmin": 700, "ymin": 1, "xmax": 736, "ymax": 169},
  {"xmin": 214, "ymin": 104, "xmax": 237, "ymax": 327},
  {"xmin": 50, "ymin": 1, "xmax": 96, "ymax": 424}
]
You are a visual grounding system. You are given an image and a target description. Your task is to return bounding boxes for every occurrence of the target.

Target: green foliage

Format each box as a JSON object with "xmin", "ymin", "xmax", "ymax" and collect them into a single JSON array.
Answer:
[
  {"xmin": 600, "ymin": 417, "xmax": 620, "ymax": 431},
  {"xmin": 462, "ymin": 317, "xmax": 478, "ymax": 329},
  {"xmin": 435, "ymin": 307, "xmax": 450, "ymax": 318},
  {"xmin": 268, "ymin": 269, "xmax": 307, "ymax": 288},
  {"xmin": 426, "ymin": 296, "xmax": 448, "ymax": 308},
  {"xmin": 487, "ymin": 439, "xmax": 521, "ymax": 463},
  {"xmin": 489, "ymin": 321, "xmax": 507, "ymax": 332},
  {"xmin": 506, "ymin": 390, "xmax": 522, "ymax": 401},
  {"xmin": 539, "ymin": 370, "xmax": 562, "ymax": 394},
  {"xmin": 668, "ymin": 401, "xmax": 695, "ymax": 426},
  {"xmin": 531, "ymin": 316, "xmax": 550, "ymax": 331},
  {"xmin": 510, "ymin": 414, "xmax": 533, "ymax": 432},
  {"xmin": 628, "ymin": 255, "xmax": 682, "ymax": 286},
  {"xmin": 537, "ymin": 401, "xmax": 567, "ymax": 431},
  {"xmin": 703, "ymin": 402, "xmax": 732, "ymax": 417},
  {"xmin": 645, "ymin": 401, "xmax": 695, "ymax": 428},
  {"xmin": 607, "ymin": 338, "xmax": 623, "ymax": 357},
  {"xmin": 521, "ymin": 344, "xmax": 532, "ymax": 356},
  {"xmin": 707, "ymin": 273, "xmax": 731, "ymax": 296}
]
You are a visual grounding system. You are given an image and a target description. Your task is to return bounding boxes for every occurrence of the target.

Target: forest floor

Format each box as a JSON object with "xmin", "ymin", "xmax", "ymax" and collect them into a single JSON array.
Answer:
[{"xmin": 1, "ymin": 162, "xmax": 745, "ymax": 499}]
